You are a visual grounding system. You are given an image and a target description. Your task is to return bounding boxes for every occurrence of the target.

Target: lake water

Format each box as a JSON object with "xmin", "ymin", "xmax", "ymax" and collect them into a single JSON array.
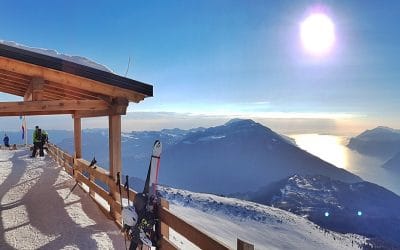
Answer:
[{"xmin": 291, "ymin": 134, "xmax": 400, "ymax": 195}]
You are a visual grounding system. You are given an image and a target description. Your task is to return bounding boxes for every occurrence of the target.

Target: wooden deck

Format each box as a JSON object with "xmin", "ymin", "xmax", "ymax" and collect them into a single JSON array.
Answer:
[{"xmin": 0, "ymin": 148, "xmax": 125, "ymax": 249}]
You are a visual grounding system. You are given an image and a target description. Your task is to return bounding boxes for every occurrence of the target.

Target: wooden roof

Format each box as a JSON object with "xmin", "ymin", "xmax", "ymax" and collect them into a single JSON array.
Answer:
[{"xmin": 0, "ymin": 43, "xmax": 153, "ymax": 117}]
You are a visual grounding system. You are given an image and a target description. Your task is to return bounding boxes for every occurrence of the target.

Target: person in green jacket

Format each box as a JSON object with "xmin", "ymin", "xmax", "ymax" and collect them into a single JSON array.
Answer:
[{"xmin": 31, "ymin": 126, "xmax": 43, "ymax": 157}]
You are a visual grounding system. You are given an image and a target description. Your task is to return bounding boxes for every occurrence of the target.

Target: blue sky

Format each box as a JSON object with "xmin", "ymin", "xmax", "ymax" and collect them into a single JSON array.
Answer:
[{"xmin": 0, "ymin": 1, "xmax": 399, "ymax": 134}]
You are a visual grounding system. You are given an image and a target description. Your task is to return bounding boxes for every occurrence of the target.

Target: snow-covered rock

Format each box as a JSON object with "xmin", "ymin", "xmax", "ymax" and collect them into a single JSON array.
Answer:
[{"xmin": 243, "ymin": 175, "xmax": 400, "ymax": 248}]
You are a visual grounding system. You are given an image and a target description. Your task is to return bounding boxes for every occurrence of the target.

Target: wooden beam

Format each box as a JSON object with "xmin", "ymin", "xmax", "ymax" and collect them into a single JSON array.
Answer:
[
  {"xmin": 46, "ymin": 81, "xmax": 113, "ymax": 103},
  {"xmin": 0, "ymin": 110, "xmax": 73, "ymax": 116},
  {"xmin": 73, "ymin": 98, "xmax": 128, "ymax": 118},
  {"xmin": 0, "ymin": 69, "xmax": 32, "ymax": 82},
  {"xmin": 74, "ymin": 117, "xmax": 82, "ymax": 158},
  {"xmin": 0, "ymin": 56, "xmax": 147, "ymax": 102},
  {"xmin": 73, "ymin": 110, "xmax": 114, "ymax": 118},
  {"xmin": 0, "ymin": 84, "xmax": 25, "ymax": 95},
  {"xmin": 109, "ymin": 114, "xmax": 121, "ymax": 221},
  {"xmin": 0, "ymin": 75, "xmax": 29, "ymax": 87},
  {"xmin": 0, "ymin": 88, "xmax": 24, "ymax": 97},
  {"xmin": 111, "ymin": 97, "xmax": 129, "ymax": 115},
  {"xmin": 24, "ymin": 77, "xmax": 44, "ymax": 101},
  {"xmin": 237, "ymin": 239, "xmax": 254, "ymax": 250},
  {"xmin": 0, "ymin": 100, "xmax": 109, "ymax": 114}
]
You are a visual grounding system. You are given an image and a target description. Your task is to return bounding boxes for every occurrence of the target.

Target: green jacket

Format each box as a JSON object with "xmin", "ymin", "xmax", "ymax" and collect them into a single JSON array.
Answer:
[
  {"xmin": 32, "ymin": 129, "xmax": 40, "ymax": 143},
  {"xmin": 33, "ymin": 129, "xmax": 47, "ymax": 143}
]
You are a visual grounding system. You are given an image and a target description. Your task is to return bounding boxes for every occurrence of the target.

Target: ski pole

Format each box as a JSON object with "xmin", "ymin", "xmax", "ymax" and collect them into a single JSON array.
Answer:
[
  {"xmin": 117, "ymin": 172, "xmax": 128, "ymax": 250},
  {"xmin": 124, "ymin": 175, "xmax": 130, "ymax": 206}
]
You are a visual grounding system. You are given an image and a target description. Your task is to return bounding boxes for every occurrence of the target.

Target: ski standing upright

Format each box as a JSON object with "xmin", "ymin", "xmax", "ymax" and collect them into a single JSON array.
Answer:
[{"xmin": 121, "ymin": 140, "xmax": 162, "ymax": 250}]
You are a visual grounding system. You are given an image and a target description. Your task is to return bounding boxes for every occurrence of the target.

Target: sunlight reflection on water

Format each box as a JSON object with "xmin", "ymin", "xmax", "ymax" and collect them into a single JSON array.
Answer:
[{"xmin": 291, "ymin": 134, "xmax": 400, "ymax": 195}]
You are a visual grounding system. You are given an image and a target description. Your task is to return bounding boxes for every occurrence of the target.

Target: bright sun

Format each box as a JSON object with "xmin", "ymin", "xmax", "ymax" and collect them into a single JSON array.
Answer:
[{"xmin": 300, "ymin": 13, "xmax": 335, "ymax": 56}]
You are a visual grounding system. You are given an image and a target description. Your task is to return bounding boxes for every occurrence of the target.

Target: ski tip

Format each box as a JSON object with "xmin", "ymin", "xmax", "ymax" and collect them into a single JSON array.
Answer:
[{"xmin": 152, "ymin": 140, "xmax": 162, "ymax": 156}]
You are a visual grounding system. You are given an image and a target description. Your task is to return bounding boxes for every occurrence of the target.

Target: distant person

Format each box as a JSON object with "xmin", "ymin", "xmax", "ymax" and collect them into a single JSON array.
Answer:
[
  {"xmin": 3, "ymin": 134, "xmax": 10, "ymax": 148},
  {"xmin": 31, "ymin": 126, "xmax": 44, "ymax": 157},
  {"xmin": 40, "ymin": 129, "xmax": 48, "ymax": 156}
]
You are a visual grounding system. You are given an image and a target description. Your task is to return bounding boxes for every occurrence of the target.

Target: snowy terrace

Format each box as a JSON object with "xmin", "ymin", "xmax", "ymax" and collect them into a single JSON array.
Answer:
[{"xmin": 0, "ymin": 148, "xmax": 125, "ymax": 249}]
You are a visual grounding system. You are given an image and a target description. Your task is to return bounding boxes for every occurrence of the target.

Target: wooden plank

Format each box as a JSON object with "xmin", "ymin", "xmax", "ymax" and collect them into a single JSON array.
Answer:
[
  {"xmin": 0, "ymin": 81, "xmax": 26, "ymax": 92},
  {"xmin": 0, "ymin": 55, "xmax": 150, "ymax": 102},
  {"xmin": 75, "ymin": 172, "xmax": 112, "ymax": 203},
  {"xmin": 0, "ymin": 110, "xmax": 74, "ymax": 116},
  {"xmin": 75, "ymin": 158, "xmax": 111, "ymax": 186},
  {"xmin": 46, "ymin": 81, "xmax": 111, "ymax": 102},
  {"xmin": 74, "ymin": 117, "xmax": 82, "ymax": 158},
  {"xmin": 0, "ymin": 86, "xmax": 24, "ymax": 97},
  {"xmin": 0, "ymin": 68, "xmax": 32, "ymax": 82},
  {"xmin": 43, "ymin": 87, "xmax": 82, "ymax": 100},
  {"xmin": 62, "ymin": 151, "xmax": 74, "ymax": 165},
  {"xmin": 159, "ymin": 207, "xmax": 230, "ymax": 250},
  {"xmin": 0, "ymin": 100, "xmax": 109, "ymax": 114},
  {"xmin": 159, "ymin": 237, "xmax": 179, "ymax": 250},
  {"xmin": 45, "ymin": 82, "xmax": 98, "ymax": 100},
  {"xmin": 237, "ymin": 239, "xmax": 254, "ymax": 250},
  {"xmin": 0, "ymin": 76, "xmax": 29, "ymax": 88},
  {"xmin": 160, "ymin": 199, "xmax": 170, "ymax": 239}
]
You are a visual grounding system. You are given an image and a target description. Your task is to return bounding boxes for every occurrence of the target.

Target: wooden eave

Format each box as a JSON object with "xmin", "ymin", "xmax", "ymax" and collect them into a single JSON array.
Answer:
[{"xmin": 0, "ymin": 43, "xmax": 153, "ymax": 103}]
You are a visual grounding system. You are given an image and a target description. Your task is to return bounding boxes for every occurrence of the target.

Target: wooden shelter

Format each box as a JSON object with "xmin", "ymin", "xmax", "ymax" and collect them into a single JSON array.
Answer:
[{"xmin": 0, "ymin": 42, "xmax": 152, "ymax": 219}]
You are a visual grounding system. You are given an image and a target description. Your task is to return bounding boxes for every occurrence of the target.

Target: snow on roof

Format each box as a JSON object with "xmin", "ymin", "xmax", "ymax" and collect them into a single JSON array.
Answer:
[{"xmin": 0, "ymin": 40, "xmax": 113, "ymax": 73}]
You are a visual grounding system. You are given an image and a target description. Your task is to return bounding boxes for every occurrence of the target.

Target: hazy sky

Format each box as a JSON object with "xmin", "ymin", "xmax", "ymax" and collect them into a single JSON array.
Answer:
[{"xmin": 0, "ymin": 1, "xmax": 399, "ymax": 135}]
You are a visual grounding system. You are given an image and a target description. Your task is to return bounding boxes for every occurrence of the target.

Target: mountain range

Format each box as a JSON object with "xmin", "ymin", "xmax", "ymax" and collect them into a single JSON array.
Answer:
[
  {"xmin": 240, "ymin": 174, "xmax": 400, "ymax": 248},
  {"xmin": 348, "ymin": 126, "xmax": 400, "ymax": 160},
  {"xmin": 348, "ymin": 126, "xmax": 400, "ymax": 172},
  {"xmin": 53, "ymin": 119, "xmax": 361, "ymax": 195}
]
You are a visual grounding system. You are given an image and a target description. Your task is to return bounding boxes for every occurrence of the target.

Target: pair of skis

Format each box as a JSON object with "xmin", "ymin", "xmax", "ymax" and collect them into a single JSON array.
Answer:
[{"xmin": 119, "ymin": 140, "xmax": 162, "ymax": 250}]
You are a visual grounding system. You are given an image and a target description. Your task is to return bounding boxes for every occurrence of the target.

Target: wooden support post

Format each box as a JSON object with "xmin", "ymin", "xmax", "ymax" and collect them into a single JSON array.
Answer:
[
  {"xmin": 73, "ymin": 117, "xmax": 82, "ymax": 186},
  {"xmin": 74, "ymin": 117, "xmax": 82, "ymax": 159},
  {"xmin": 160, "ymin": 199, "xmax": 170, "ymax": 238},
  {"xmin": 237, "ymin": 238, "xmax": 254, "ymax": 250},
  {"xmin": 109, "ymin": 114, "xmax": 122, "ymax": 221}
]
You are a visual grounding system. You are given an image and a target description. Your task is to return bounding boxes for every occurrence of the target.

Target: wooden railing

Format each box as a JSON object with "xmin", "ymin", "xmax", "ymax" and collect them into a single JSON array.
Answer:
[{"xmin": 47, "ymin": 144, "xmax": 254, "ymax": 250}]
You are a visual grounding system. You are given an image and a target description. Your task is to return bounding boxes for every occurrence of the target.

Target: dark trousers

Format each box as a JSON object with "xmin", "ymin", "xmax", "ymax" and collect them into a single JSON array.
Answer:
[{"xmin": 31, "ymin": 142, "xmax": 44, "ymax": 157}]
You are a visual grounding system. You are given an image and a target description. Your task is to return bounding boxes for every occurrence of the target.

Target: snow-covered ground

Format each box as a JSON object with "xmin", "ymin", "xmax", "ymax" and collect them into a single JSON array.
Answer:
[
  {"xmin": 0, "ymin": 149, "xmax": 124, "ymax": 249},
  {"xmin": 160, "ymin": 187, "xmax": 368, "ymax": 250}
]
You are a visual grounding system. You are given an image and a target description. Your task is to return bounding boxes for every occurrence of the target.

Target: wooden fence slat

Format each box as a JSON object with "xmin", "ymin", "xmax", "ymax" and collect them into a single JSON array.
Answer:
[
  {"xmin": 237, "ymin": 239, "xmax": 254, "ymax": 250},
  {"xmin": 75, "ymin": 171, "xmax": 112, "ymax": 204},
  {"xmin": 159, "ymin": 236, "xmax": 179, "ymax": 250},
  {"xmin": 75, "ymin": 158, "xmax": 111, "ymax": 186},
  {"xmin": 159, "ymin": 207, "xmax": 230, "ymax": 250}
]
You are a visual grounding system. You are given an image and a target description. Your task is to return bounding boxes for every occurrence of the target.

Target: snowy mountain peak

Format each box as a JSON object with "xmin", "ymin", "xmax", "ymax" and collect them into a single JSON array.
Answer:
[{"xmin": 225, "ymin": 118, "xmax": 257, "ymax": 126}]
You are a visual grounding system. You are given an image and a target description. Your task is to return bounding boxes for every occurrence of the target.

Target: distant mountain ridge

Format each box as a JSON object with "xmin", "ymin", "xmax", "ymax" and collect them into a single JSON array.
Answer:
[
  {"xmin": 159, "ymin": 119, "xmax": 361, "ymax": 194},
  {"xmin": 55, "ymin": 119, "xmax": 361, "ymax": 195},
  {"xmin": 241, "ymin": 174, "xmax": 400, "ymax": 248},
  {"xmin": 348, "ymin": 126, "xmax": 400, "ymax": 160}
]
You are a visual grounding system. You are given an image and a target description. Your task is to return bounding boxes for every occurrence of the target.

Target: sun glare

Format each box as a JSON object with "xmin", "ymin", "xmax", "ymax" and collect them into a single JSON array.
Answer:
[{"xmin": 300, "ymin": 13, "xmax": 335, "ymax": 56}]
